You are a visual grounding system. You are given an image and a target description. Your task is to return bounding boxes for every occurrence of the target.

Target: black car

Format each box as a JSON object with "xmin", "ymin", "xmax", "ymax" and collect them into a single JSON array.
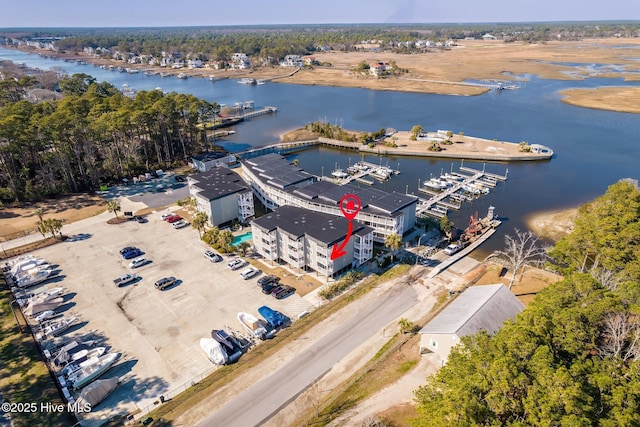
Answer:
[
  {"xmin": 122, "ymin": 248, "xmax": 143, "ymax": 259},
  {"xmin": 134, "ymin": 216, "xmax": 147, "ymax": 223},
  {"xmin": 174, "ymin": 175, "xmax": 186, "ymax": 182},
  {"xmin": 119, "ymin": 246, "xmax": 137, "ymax": 256},
  {"xmin": 261, "ymin": 282, "xmax": 278, "ymax": 295},
  {"xmin": 271, "ymin": 285, "xmax": 296, "ymax": 299},
  {"xmin": 257, "ymin": 275, "xmax": 280, "ymax": 286}
]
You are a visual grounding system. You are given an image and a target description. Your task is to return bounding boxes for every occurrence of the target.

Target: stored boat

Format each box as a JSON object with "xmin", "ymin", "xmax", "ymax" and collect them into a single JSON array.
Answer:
[
  {"xmin": 75, "ymin": 377, "xmax": 120, "ymax": 411},
  {"xmin": 237, "ymin": 312, "xmax": 267, "ymax": 340},
  {"xmin": 24, "ymin": 297, "xmax": 63, "ymax": 317},
  {"xmin": 211, "ymin": 329, "xmax": 243, "ymax": 363},
  {"xmin": 15, "ymin": 268, "xmax": 57, "ymax": 288},
  {"xmin": 69, "ymin": 352, "xmax": 121, "ymax": 390},
  {"xmin": 200, "ymin": 338, "xmax": 228, "ymax": 365},
  {"xmin": 41, "ymin": 316, "xmax": 76, "ymax": 337}
]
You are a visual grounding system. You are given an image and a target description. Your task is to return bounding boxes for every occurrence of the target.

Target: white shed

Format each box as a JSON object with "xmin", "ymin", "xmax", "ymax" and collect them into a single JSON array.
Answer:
[{"xmin": 419, "ymin": 284, "xmax": 523, "ymax": 362}]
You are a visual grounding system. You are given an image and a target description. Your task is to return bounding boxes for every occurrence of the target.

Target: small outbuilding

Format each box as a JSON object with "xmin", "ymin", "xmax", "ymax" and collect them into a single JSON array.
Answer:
[{"xmin": 419, "ymin": 284, "xmax": 524, "ymax": 362}]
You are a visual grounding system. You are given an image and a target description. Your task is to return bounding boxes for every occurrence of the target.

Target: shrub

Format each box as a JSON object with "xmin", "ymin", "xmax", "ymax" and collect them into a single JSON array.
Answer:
[{"xmin": 318, "ymin": 271, "xmax": 365, "ymax": 300}]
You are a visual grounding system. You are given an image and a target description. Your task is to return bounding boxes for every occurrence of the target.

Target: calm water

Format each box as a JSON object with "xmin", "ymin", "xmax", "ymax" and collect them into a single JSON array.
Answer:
[{"xmin": 2, "ymin": 47, "xmax": 639, "ymax": 254}]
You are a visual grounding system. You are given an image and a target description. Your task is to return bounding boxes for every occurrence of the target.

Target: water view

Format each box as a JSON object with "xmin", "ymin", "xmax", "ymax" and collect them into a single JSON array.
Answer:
[{"xmin": 2, "ymin": 47, "xmax": 639, "ymax": 254}]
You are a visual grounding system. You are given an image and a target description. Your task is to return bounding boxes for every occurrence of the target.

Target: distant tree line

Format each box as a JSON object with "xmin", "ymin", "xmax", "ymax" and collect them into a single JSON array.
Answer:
[
  {"xmin": 0, "ymin": 68, "xmax": 218, "ymax": 203},
  {"xmin": 2, "ymin": 22, "xmax": 639, "ymax": 64}
]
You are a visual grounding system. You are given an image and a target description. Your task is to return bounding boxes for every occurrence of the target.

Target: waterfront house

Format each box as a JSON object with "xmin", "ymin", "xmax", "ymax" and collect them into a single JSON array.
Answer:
[
  {"xmin": 419, "ymin": 284, "xmax": 524, "ymax": 362},
  {"xmin": 252, "ymin": 205, "xmax": 373, "ymax": 278},
  {"xmin": 280, "ymin": 55, "xmax": 303, "ymax": 67},
  {"xmin": 188, "ymin": 168, "xmax": 254, "ymax": 227},
  {"xmin": 231, "ymin": 53, "xmax": 251, "ymax": 70}
]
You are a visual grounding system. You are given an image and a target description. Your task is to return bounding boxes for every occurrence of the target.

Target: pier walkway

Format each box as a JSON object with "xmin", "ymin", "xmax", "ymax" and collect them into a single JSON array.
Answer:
[{"xmin": 416, "ymin": 165, "xmax": 508, "ymax": 219}]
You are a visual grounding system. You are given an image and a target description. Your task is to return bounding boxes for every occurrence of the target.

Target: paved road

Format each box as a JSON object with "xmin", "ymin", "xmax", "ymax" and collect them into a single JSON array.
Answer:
[{"xmin": 198, "ymin": 284, "xmax": 418, "ymax": 427}]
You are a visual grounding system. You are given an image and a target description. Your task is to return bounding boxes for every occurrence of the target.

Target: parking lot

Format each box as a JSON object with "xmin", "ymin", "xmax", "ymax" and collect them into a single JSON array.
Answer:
[{"xmin": 26, "ymin": 209, "xmax": 314, "ymax": 425}]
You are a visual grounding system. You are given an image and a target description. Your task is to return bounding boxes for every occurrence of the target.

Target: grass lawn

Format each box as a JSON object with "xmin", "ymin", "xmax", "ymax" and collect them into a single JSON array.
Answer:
[{"xmin": 0, "ymin": 278, "xmax": 76, "ymax": 426}]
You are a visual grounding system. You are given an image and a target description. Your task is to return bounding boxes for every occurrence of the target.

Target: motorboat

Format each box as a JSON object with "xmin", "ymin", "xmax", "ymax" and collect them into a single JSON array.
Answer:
[
  {"xmin": 15, "ymin": 268, "xmax": 56, "ymax": 288},
  {"xmin": 331, "ymin": 169, "xmax": 349, "ymax": 179},
  {"xmin": 69, "ymin": 347, "xmax": 107, "ymax": 365},
  {"xmin": 24, "ymin": 297, "xmax": 63, "ymax": 317},
  {"xmin": 34, "ymin": 310, "xmax": 57, "ymax": 323},
  {"xmin": 211, "ymin": 329, "xmax": 243, "ymax": 363},
  {"xmin": 238, "ymin": 78, "xmax": 256, "ymax": 85},
  {"xmin": 69, "ymin": 352, "xmax": 121, "ymax": 390},
  {"xmin": 10, "ymin": 257, "xmax": 47, "ymax": 275},
  {"xmin": 41, "ymin": 316, "xmax": 76, "ymax": 337},
  {"xmin": 258, "ymin": 306, "xmax": 287, "ymax": 329},
  {"xmin": 424, "ymin": 178, "xmax": 448, "ymax": 190},
  {"xmin": 13, "ymin": 263, "xmax": 51, "ymax": 281},
  {"xmin": 18, "ymin": 286, "xmax": 65, "ymax": 307},
  {"xmin": 370, "ymin": 168, "xmax": 390, "ymax": 181},
  {"xmin": 237, "ymin": 312, "xmax": 267, "ymax": 340}
]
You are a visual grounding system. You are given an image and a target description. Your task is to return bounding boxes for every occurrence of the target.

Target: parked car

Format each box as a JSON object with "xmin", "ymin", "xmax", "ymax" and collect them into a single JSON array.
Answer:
[
  {"xmin": 257, "ymin": 275, "xmax": 280, "ymax": 286},
  {"xmin": 240, "ymin": 267, "xmax": 260, "ymax": 280},
  {"xmin": 134, "ymin": 216, "xmax": 147, "ymax": 223},
  {"xmin": 227, "ymin": 259, "xmax": 247, "ymax": 271},
  {"xmin": 129, "ymin": 257, "xmax": 150, "ymax": 269},
  {"xmin": 172, "ymin": 220, "xmax": 189, "ymax": 229},
  {"xmin": 443, "ymin": 244, "xmax": 462, "ymax": 256},
  {"xmin": 154, "ymin": 276, "xmax": 177, "ymax": 290},
  {"xmin": 272, "ymin": 285, "xmax": 296, "ymax": 300},
  {"xmin": 122, "ymin": 248, "xmax": 143, "ymax": 259},
  {"xmin": 166, "ymin": 214, "xmax": 182, "ymax": 223},
  {"xmin": 160, "ymin": 213, "xmax": 173, "ymax": 220},
  {"xmin": 261, "ymin": 282, "xmax": 278, "ymax": 295},
  {"xmin": 119, "ymin": 246, "xmax": 136, "ymax": 256},
  {"xmin": 174, "ymin": 175, "xmax": 186, "ymax": 182},
  {"xmin": 204, "ymin": 250, "xmax": 222, "ymax": 263}
]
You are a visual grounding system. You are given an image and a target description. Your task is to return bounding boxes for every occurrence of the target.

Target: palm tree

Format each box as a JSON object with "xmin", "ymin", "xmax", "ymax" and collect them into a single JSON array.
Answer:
[
  {"xmin": 237, "ymin": 241, "xmax": 251, "ymax": 256},
  {"xmin": 191, "ymin": 211, "xmax": 209, "ymax": 238},
  {"xmin": 36, "ymin": 220, "xmax": 49, "ymax": 239},
  {"xmin": 217, "ymin": 230, "xmax": 234, "ymax": 253},
  {"xmin": 34, "ymin": 207, "xmax": 45, "ymax": 222},
  {"xmin": 107, "ymin": 199, "xmax": 121, "ymax": 219},
  {"xmin": 384, "ymin": 233, "xmax": 402, "ymax": 263}
]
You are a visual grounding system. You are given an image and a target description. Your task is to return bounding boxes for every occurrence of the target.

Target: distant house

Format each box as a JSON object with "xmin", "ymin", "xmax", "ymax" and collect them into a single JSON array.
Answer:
[
  {"xmin": 482, "ymin": 34, "xmax": 497, "ymax": 40},
  {"xmin": 187, "ymin": 59, "xmax": 203, "ymax": 69},
  {"xmin": 280, "ymin": 55, "xmax": 303, "ymax": 67},
  {"xmin": 419, "ymin": 284, "xmax": 524, "ymax": 362},
  {"xmin": 369, "ymin": 62, "xmax": 390, "ymax": 77},
  {"xmin": 231, "ymin": 53, "xmax": 251, "ymax": 69},
  {"xmin": 302, "ymin": 55, "xmax": 317, "ymax": 66},
  {"xmin": 191, "ymin": 152, "xmax": 237, "ymax": 172}
]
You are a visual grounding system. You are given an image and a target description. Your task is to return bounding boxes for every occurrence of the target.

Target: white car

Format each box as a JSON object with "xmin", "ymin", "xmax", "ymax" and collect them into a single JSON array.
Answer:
[
  {"xmin": 227, "ymin": 259, "xmax": 247, "ymax": 271},
  {"xmin": 129, "ymin": 257, "xmax": 150, "ymax": 269},
  {"xmin": 240, "ymin": 267, "xmax": 260, "ymax": 280},
  {"xmin": 160, "ymin": 213, "xmax": 173, "ymax": 220},
  {"xmin": 204, "ymin": 250, "xmax": 222, "ymax": 263},
  {"xmin": 443, "ymin": 244, "xmax": 462, "ymax": 256},
  {"xmin": 172, "ymin": 220, "xmax": 190, "ymax": 229}
]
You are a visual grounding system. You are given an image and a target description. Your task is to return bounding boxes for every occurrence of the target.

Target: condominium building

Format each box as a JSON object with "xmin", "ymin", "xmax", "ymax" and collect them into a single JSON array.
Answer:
[
  {"xmin": 241, "ymin": 154, "xmax": 417, "ymax": 242},
  {"xmin": 188, "ymin": 168, "xmax": 254, "ymax": 227},
  {"xmin": 251, "ymin": 205, "xmax": 374, "ymax": 278}
]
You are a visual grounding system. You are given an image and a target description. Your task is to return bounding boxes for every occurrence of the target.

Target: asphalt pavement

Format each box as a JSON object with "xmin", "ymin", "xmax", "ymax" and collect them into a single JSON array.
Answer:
[{"xmin": 197, "ymin": 284, "xmax": 418, "ymax": 427}]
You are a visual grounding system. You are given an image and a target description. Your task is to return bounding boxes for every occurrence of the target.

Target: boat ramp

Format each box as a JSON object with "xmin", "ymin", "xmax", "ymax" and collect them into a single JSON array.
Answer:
[{"xmin": 416, "ymin": 163, "xmax": 508, "ymax": 219}]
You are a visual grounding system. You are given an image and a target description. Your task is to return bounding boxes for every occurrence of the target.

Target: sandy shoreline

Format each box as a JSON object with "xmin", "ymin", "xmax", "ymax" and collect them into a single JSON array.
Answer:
[
  {"xmin": 525, "ymin": 207, "xmax": 578, "ymax": 241},
  {"xmin": 7, "ymin": 37, "xmax": 640, "ymax": 112}
]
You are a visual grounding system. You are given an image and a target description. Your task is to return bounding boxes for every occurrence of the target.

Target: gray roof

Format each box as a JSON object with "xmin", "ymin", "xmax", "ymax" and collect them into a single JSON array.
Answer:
[
  {"xmin": 251, "ymin": 205, "xmax": 372, "ymax": 246},
  {"xmin": 190, "ymin": 168, "xmax": 250, "ymax": 201},
  {"xmin": 192, "ymin": 151, "xmax": 229, "ymax": 162},
  {"xmin": 243, "ymin": 154, "xmax": 315, "ymax": 189},
  {"xmin": 420, "ymin": 284, "xmax": 523, "ymax": 337},
  {"xmin": 291, "ymin": 181, "xmax": 416, "ymax": 215}
]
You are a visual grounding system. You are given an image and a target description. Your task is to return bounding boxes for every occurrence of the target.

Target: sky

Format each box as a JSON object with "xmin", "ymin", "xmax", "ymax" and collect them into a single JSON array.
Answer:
[{"xmin": 1, "ymin": 0, "xmax": 639, "ymax": 28}]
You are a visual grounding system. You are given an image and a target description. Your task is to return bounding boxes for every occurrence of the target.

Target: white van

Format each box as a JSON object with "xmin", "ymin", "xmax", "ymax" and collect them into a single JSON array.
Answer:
[{"xmin": 240, "ymin": 267, "xmax": 259, "ymax": 280}]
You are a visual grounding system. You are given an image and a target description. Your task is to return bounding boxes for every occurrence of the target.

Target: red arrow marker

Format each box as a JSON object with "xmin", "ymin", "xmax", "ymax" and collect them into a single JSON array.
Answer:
[{"xmin": 330, "ymin": 194, "xmax": 361, "ymax": 260}]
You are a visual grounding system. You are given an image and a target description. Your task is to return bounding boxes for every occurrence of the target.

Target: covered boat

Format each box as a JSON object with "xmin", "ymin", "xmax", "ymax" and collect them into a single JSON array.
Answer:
[
  {"xmin": 211, "ymin": 330, "xmax": 243, "ymax": 363},
  {"xmin": 257, "ymin": 306, "xmax": 287, "ymax": 329},
  {"xmin": 75, "ymin": 377, "xmax": 120, "ymax": 410},
  {"xmin": 200, "ymin": 338, "xmax": 227, "ymax": 365},
  {"xmin": 24, "ymin": 298, "xmax": 63, "ymax": 317}
]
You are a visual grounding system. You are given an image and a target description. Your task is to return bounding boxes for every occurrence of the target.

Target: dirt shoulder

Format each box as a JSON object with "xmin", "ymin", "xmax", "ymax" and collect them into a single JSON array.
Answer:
[{"xmin": 0, "ymin": 194, "xmax": 106, "ymax": 241}]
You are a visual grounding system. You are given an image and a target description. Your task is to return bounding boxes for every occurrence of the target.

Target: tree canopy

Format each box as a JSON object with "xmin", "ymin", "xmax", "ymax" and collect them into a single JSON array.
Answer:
[
  {"xmin": 414, "ymin": 180, "xmax": 640, "ymax": 426},
  {"xmin": 0, "ymin": 71, "xmax": 218, "ymax": 202}
]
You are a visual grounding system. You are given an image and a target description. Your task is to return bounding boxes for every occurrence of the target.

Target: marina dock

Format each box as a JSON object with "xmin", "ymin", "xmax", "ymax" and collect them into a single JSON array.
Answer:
[{"xmin": 416, "ymin": 164, "xmax": 508, "ymax": 219}]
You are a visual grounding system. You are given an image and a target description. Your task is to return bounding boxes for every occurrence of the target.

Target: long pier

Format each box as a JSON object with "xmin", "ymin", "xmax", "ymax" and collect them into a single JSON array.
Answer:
[{"xmin": 416, "ymin": 164, "xmax": 508, "ymax": 219}]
